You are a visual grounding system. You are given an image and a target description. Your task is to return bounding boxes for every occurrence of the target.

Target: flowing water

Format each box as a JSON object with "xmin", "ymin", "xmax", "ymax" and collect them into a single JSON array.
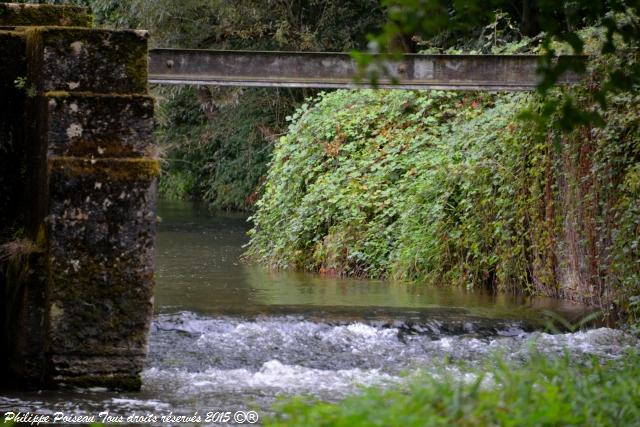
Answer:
[{"xmin": 1, "ymin": 200, "xmax": 638, "ymax": 425}]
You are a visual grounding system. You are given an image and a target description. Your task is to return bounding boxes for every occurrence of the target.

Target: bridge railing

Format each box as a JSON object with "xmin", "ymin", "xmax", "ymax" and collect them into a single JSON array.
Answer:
[{"xmin": 149, "ymin": 48, "xmax": 584, "ymax": 91}]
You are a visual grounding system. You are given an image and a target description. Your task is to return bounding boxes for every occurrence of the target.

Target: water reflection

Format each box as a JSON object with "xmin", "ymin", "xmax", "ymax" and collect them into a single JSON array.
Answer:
[{"xmin": 155, "ymin": 200, "xmax": 589, "ymax": 325}]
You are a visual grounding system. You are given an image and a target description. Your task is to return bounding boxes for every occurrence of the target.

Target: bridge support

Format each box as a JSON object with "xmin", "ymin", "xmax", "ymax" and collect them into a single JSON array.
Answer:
[{"xmin": 0, "ymin": 3, "xmax": 157, "ymax": 390}]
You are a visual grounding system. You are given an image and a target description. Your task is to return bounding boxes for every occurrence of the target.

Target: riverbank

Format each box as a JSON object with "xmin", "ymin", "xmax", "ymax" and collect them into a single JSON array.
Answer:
[
  {"xmin": 245, "ymin": 33, "xmax": 639, "ymax": 319},
  {"xmin": 268, "ymin": 349, "xmax": 640, "ymax": 427}
]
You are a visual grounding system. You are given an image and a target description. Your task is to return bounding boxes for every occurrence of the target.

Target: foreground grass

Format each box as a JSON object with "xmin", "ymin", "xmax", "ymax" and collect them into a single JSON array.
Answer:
[{"xmin": 268, "ymin": 351, "xmax": 640, "ymax": 427}]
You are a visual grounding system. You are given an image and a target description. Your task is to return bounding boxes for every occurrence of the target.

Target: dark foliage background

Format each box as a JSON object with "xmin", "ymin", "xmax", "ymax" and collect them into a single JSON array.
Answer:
[{"xmin": 93, "ymin": 0, "xmax": 386, "ymax": 210}]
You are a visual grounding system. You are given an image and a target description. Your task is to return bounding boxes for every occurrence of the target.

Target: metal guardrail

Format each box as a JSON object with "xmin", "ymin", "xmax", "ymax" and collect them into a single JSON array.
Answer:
[{"xmin": 148, "ymin": 49, "xmax": 583, "ymax": 91}]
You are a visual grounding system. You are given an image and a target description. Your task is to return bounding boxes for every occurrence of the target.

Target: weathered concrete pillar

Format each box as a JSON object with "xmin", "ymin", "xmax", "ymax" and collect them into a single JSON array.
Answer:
[{"xmin": 0, "ymin": 3, "xmax": 157, "ymax": 390}]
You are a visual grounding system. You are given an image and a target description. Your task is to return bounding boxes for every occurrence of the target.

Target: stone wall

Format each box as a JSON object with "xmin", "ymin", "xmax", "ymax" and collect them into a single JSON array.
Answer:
[{"xmin": 0, "ymin": 3, "xmax": 157, "ymax": 390}]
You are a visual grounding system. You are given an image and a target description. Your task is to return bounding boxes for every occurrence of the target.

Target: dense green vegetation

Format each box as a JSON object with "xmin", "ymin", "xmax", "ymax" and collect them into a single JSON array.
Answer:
[
  {"xmin": 267, "ymin": 351, "xmax": 640, "ymax": 427},
  {"xmin": 87, "ymin": 0, "xmax": 385, "ymax": 209},
  {"xmin": 360, "ymin": 0, "xmax": 640, "ymax": 132},
  {"xmin": 12, "ymin": 1, "xmax": 638, "ymax": 315},
  {"xmin": 247, "ymin": 24, "xmax": 639, "ymax": 318},
  {"xmin": 11, "ymin": 0, "xmax": 384, "ymax": 209},
  {"xmin": 154, "ymin": 87, "xmax": 277, "ymax": 209}
]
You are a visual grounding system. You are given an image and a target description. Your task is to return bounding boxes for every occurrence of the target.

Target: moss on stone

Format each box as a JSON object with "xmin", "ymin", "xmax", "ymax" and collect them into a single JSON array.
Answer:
[
  {"xmin": 44, "ymin": 91, "xmax": 152, "ymax": 100},
  {"xmin": 0, "ymin": 4, "xmax": 92, "ymax": 28},
  {"xmin": 43, "ymin": 90, "xmax": 72, "ymax": 99},
  {"xmin": 48, "ymin": 157, "xmax": 161, "ymax": 181},
  {"xmin": 49, "ymin": 253, "xmax": 154, "ymax": 303},
  {"xmin": 24, "ymin": 26, "xmax": 44, "ymax": 92},
  {"xmin": 26, "ymin": 27, "xmax": 148, "ymax": 94},
  {"xmin": 42, "ymin": 92, "xmax": 155, "ymax": 158},
  {"xmin": 35, "ymin": 224, "xmax": 46, "ymax": 247}
]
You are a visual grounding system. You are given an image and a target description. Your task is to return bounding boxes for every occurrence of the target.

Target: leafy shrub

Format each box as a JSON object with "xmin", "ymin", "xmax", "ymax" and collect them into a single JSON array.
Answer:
[
  {"xmin": 246, "ymin": 25, "xmax": 639, "ymax": 312},
  {"xmin": 246, "ymin": 89, "xmax": 530, "ymax": 284}
]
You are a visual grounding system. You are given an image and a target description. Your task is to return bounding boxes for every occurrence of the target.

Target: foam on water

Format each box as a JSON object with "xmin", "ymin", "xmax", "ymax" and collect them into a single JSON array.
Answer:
[
  {"xmin": 1, "ymin": 311, "xmax": 638, "ymax": 421},
  {"xmin": 148, "ymin": 312, "xmax": 637, "ymax": 373},
  {"xmin": 144, "ymin": 361, "xmax": 398, "ymax": 400}
]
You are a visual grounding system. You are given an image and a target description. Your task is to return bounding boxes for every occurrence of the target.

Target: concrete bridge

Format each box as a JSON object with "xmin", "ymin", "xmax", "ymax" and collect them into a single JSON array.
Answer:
[
  {"xmin": 0, "ymin": 3, "xmax": 580, "ymax": 390},
  {"xmin": 147, "ymin": 49, "xmax": 581, "ymax": 90}
]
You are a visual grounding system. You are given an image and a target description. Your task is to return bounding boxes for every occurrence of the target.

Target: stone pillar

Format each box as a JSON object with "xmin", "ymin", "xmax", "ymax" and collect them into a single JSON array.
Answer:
[{"xmin": 0, "ymin": 3, "xmax": 158, "ymax": 390}]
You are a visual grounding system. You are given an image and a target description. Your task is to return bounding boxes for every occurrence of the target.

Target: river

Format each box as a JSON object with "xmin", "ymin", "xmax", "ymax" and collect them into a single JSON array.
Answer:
[{"xmin": 1, "ymin": 200, "xmax": 638, "ymax": 425}]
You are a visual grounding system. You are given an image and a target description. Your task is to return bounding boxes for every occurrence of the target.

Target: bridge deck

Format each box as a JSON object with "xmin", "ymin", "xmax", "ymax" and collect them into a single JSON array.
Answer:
[{"xmin": 148, "ymin": 49, "xmax": 582, "ymax": 91}]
